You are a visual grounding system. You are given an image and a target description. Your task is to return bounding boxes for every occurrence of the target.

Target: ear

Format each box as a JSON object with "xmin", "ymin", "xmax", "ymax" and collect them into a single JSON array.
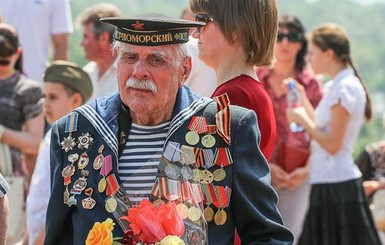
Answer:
[
  {"xmin": 179, "ymin": 56, "xmax": 192, "ymax": 87},
  {"xmin": 325, "ymin": 48, "xmax": 335, "ymax": 60},
  {"xmin": 71, "ymin": 93, "xmax": 83, "ymax": 109},
  {"xmin": 16, "ymin": 47, "xmax": 22, "ymax": 58},
  {"xmin": 99, "ymin": 32, "xmax": 111, "ymax": 44}
]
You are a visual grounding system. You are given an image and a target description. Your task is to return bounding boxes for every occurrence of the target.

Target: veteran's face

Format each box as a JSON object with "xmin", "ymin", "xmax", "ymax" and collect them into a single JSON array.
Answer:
[{"xmin": 116, "ymin": 43, "xmax": 189, "ymax": 125}]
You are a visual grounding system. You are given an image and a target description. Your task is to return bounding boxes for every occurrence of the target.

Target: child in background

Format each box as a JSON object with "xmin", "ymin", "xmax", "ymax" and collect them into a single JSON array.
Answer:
[{"xmin": 26, "ymin": 60, "xmax": 93, "ymax": 245}]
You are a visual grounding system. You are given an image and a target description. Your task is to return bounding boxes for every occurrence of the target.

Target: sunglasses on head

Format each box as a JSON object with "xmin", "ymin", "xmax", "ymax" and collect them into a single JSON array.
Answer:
[
  {"xmin": 0, "ymin": 59, "xmax": 11, "ymax": 66},
  {"xmin": 277, "ymin": 32, "xmax": 302, "ymax": 42}
]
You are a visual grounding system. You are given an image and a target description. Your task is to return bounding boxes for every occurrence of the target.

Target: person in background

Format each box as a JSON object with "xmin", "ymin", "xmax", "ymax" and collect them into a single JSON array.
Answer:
[
  {"xmin": 180, "ymin": 6, "xmax": 216, "ymax": 97},
  {"xmin": 0, "ymin": 173, "xmax": 10, "ymax": 245},
  {"xmin": 26, "ymin": 61, "xmax": 92, "ymax": 245},
  {"xmin": 0, "ymin": 23, "xmax": 44, "ymax": 244},
  {"xmin": 356, "ymin": 111, "xmax": 385, "ymax": 243},
  {"xmin": 0, "ymin": 0, "xmax": 73, "ymax": 82},
  {"xmin": 77, "ymin": 3, "xmax": 122, "ymax": 101},
  {"xmin": 44, "ymin": 13, "xmax": 293, "ymax": 244},
  {"xmin": 190, "ymin": 0, "xmax": 277, "ymax": 162},
  {"xmin": 287, "ymin": 23, "xmax": 380, "ymax": 244},
  {"xmin": 256, "ymin": 15, "xmax": 323, "ymax": 244}
]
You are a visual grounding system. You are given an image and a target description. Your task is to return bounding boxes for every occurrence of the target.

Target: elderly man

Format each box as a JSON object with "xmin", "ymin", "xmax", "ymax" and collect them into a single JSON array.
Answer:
[{"xmin": 45, "ymin": 13, "xmax": 293, "ymax": 244}]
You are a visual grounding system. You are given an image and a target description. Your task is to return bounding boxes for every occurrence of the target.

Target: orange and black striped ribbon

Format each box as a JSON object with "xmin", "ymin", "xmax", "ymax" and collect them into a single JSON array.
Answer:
[{"xmin": 213, "ymin": 93, "xmax": 231, "ymax": 145}]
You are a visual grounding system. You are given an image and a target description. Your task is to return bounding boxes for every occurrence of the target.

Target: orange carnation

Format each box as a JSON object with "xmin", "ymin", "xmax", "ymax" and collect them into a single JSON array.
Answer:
[{"xmin": 86, "ymin": 218, "xmax": 115, "ymax": 245}]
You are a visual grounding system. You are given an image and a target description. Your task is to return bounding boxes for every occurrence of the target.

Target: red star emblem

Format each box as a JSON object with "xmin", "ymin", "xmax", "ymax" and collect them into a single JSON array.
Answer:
[{"xmin": 131, "ymin": 20, "xmax": 145, "ymax": 30}]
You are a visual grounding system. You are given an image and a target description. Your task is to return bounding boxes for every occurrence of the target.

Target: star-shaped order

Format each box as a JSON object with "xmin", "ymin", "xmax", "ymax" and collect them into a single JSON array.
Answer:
[{"xmin": 131, "ymin": 20, "xmax": 145, "ymax": 30}]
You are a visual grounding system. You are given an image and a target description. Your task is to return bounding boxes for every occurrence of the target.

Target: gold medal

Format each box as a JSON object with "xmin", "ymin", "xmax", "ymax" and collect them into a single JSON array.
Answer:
[
  {"xmin": 152, "ymin": 199, "xmax": 165, "ymax": 207},
  {"xmin": 98, "ymin": 178, "xmax": 107, "ymax": 193},
  {"xmin": 214, "ymin": 208, "xmax": 227, "ymax": 225},
  {"xmin": 176, "ymin": 203, "xmax": 189, "ymax": 220},
  {"xmin": 201, "ymin": 134, "xmax": 216, "ymax": 148},
  {"xmin": 213, "ymin": 168, "xmax": 226, "ymax": 182},
  {"xmin": 105, "ymin": 197, "xmax": 117, "ymax": 213},
  {"xmin": 200, "ymin": 169, "xmax": 214, "ymax": 184},
  {"xmin": 187, "ymin": 206, "xmax": 201, "ymax": 222},
  {"xmin": 185, "ymin": 131, "xmax": 200, "ymax": 146},
  {"xmin": 204, "ymin": 205, "xmax": 214, "ymax": 222}
]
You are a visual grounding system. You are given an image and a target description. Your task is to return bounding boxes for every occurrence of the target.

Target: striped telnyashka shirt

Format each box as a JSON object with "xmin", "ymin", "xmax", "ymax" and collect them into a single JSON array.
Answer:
[{"xmin": 118, "ymin": 121, "xmax": 170, "ymax": 205}]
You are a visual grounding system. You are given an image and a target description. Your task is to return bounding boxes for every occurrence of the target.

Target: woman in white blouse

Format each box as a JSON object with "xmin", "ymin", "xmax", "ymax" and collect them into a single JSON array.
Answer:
[{"xmin": 287, "ymin": 23, "xmax": 380, "ymax": 245}]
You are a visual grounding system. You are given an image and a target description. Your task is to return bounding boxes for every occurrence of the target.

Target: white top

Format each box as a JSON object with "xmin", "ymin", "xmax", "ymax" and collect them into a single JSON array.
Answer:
[
  {"xmin": 185, "ymin": 37, "xmax": 217, "ymax": 97},
  {"xmin": 309, "ymin": 68, "xmax": 364, "ymax": 184},
  {"xmin": 84, "ymin": 60, "xmax": 118, "ymax": 101},
  {"xmin": 0, "ymin": 0, "xmax": 73, "ymax": 82},
  {"xmin": 26, "ymin": 129, "xmax": 51, "ymax": 245}
]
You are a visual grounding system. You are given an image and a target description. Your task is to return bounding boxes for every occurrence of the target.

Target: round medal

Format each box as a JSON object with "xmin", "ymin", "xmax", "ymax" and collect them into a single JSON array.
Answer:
[
  {"xmin": 213, "ymin": 168, "xmax": 226, "ymax": 182},
  {"xmin": 200, "ymin": 170, "xmax": 214, "ymax": 184},
  {"xmin": 152, "ymin": 199, "xmax": 166, "ymax": 207},
  {"xmin": 214, "ymin": 208, "xmax": 227, "ymax": 225},
  {"xmin": 201, "ymin": 134, "xmax": 216, "ymax": 148},
  {"xmin": 204, "ymin": 205, "xmax": 214, "ymax": 222},
  {"xmin": 176, "ymin": 203, "xmax": 189, "ymax": 220},
  {"xmin": 98, "ymin": 178, "xmax": 107, "ymax": 193},
  {"xmin": 185, "ymin": 131, "xmax": 199, "ymax": 146},
  {"xmin": 187, "ymin": 206, "xmax": 201, "ymax": 222},
  {"xmin": 105, "ymin": 197, "xmax": 117, "ymax": 213}
]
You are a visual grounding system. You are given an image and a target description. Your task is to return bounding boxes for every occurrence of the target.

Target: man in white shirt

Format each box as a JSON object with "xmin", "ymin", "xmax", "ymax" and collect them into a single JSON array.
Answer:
[
  {"xmin": 77, "ymin": 3, "xmax": 122, "ymax": 101},
  {"xmin": 0, "ymin": 0, "xmax": 73, "ymax": 82}
]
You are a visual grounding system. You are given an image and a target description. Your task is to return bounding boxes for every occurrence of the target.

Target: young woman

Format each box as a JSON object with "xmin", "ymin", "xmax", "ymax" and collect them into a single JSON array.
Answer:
[
  {"xmin": 287, "ymin": 23, "xmax": 381, "ymax": 245},
  {"xmin": 190, "ymin": 0, "xmax": 277, "ymax": 162},
  {"xmin": 257, "ymin": 15, "xmax": 323, "ymax": 244}
]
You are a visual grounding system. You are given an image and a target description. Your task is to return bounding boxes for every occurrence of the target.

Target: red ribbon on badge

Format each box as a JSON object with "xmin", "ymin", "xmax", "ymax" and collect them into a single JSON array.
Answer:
[{"xmin": 213, "ymin": 93, "xmax": 231, "ymax": 145}]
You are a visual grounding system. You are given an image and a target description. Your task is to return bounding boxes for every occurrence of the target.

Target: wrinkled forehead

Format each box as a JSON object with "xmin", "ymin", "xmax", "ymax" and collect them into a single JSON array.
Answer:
[{"xmin": 117, "ymin": 42, "xmax": 177, "ymax": 58}]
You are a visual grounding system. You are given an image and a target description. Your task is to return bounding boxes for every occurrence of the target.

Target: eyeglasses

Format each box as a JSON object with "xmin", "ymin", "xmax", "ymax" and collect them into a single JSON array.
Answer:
[
  {"xmin": 195, "ymin": 13, "xmax": 214, "ymax": 34},
  {"xmin": 0, "ymin": 59, "xmax": 11, "ymax": 66},
  {"xmin": 277, "ymin": 32, "xmax": 302, "ymax": 42},
  {"xmin": 195, "ymin": 13, "xmax": 214, "ymax": 24}
]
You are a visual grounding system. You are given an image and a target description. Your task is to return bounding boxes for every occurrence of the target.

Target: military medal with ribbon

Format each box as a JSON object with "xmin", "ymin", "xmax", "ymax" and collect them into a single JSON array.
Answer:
[{"xmin": 60, "ymin": 112, "xmax": 79, "ymax": 152}]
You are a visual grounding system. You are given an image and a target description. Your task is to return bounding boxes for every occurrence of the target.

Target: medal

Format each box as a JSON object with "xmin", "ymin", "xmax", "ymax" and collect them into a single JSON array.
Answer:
[
  {"xmin": 77, "ymin": 132, "xmax": 94, "ymax": 150},
  {"xmin": 176, "ymin": 203, "xmax": 189, "ymax": 220},
  {"xmin": 67, "ymin": 195, "xmax": 77, "ymax": 207},
  {"xmin": 187, "ymin": 206, "xmax": 201, "ymax": 222},
  {"xmin": 204, "ymin": 205, "xmax": 214, "ymax": 222},
  {"xmin": 73, "ymin": 176, "xmax": 87, "ymax": 192},
  {"xmin": 63, "ymin": 186, "xmax": 70, "ymax": 204},
  {"xmin": 105, "ymin": 197, "xmax": 117, "ymax": 213},
  {"xmin": 185, "ymin": 131, "xmax": 199, "ymax": 146},
  {"xmin": 78, "ymin": 152, "xmax": 89, "ymax": 170},
  {"xmin": 98, "ymin": 178, "xmax": 107, "ymax": 193},
  {"xmin": 93, "ymin": 145, "xmax": 105, "ymax": 170},
  {"xmin": 61, "ymin": 165, "xmax": 75, "ymax": 178},
  {"xmin": 82, "ymin": 187, "xmax": 96, "ymax": 210},
  {"xmin": 213, "ymin": 168, "xmax": 226, "ymax": 182},
  {"xmin": 200, "ymin": 170, "xmax": 214, "ymax": 184},
  {"xmin": 214, "ymin": 208, "xmax": 227, "ymax": 225},
  {"xmin": 201, "ymin": 134, "xmax": 216, "ymax": 148},
  {"xmin": 180, "ymin": 145, "xmax": 196, "ymax": 165},
  {"xmin": 152, "ymin": 199, "xmax": 165, "ymax": 207},
  {"xmin": 61, "ymin": 135, "xmax": 76, "ymax": 152}
]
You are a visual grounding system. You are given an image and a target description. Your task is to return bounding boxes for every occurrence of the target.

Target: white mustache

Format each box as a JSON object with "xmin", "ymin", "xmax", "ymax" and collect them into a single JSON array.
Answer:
[{"xmin": 125, "ymin": 78, "xmax": 158, "ymax": 93}]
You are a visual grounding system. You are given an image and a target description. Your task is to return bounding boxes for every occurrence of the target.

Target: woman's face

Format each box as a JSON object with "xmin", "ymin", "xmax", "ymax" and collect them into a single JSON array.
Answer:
[
  {"xmin": 191, "ymin": 13, "xmax": 232, "ymax": 70},
  {"xmin": 274, "ymin": 27, "xmax": 303, "ymax": 65},
  {"xmin": 307, "ymin": 41, "xmax": 328, "ymax": 75}
]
